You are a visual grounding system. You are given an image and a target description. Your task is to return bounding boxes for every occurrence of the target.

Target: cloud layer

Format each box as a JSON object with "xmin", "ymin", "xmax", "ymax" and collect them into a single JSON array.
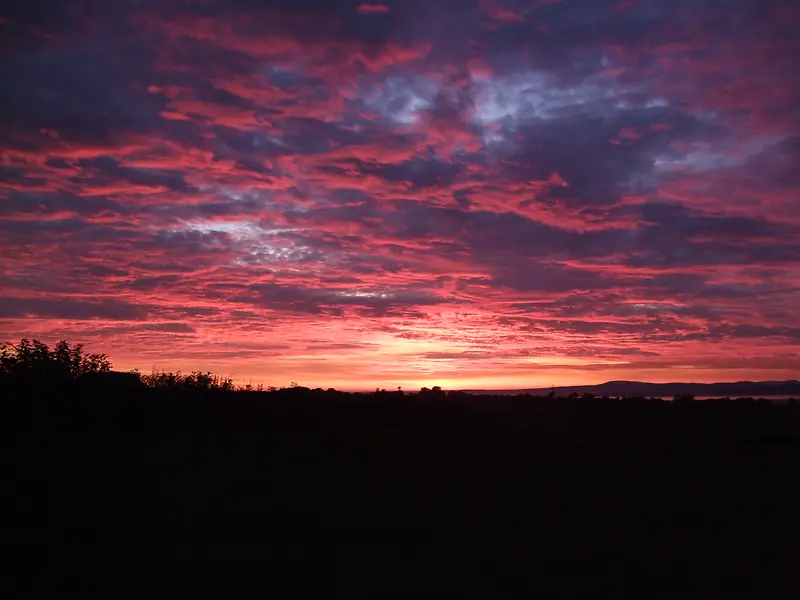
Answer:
[{"xmin": 2, "ymin": 0, "xmax": 799, "ymax": 388}]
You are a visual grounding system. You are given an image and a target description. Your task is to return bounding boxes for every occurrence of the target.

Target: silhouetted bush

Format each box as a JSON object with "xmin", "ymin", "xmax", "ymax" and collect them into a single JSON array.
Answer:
[{"xmin": 138, "ymin": 369, "xmax": 235, "ymax": 392}]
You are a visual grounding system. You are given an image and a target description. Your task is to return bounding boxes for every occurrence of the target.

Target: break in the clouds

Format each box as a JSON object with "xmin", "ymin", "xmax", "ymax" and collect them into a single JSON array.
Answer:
[{"xmin": 2, "ymin": 0, "xmax": 799, "ymax": 389}]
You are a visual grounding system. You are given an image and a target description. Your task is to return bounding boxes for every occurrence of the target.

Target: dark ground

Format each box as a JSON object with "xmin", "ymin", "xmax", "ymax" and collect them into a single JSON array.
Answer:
[{"xmin": 9, "ymin": 385, "xmax": 800, "ymax": 597}]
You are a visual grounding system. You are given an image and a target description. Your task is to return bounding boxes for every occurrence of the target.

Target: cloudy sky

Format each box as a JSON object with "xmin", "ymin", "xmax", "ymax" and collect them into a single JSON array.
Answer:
[{"xmin": 1, "ymin": 0, "xmax": 799, "ymax": 389}]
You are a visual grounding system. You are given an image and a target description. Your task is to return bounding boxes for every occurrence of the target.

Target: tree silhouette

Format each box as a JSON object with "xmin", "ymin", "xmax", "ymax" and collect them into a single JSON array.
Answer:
[{"xmin": 1, "ymin": 338, "xmax": 111, "ymax": 381}]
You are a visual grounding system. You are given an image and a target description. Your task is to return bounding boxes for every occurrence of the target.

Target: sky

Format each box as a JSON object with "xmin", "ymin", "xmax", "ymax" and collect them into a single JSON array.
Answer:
[{"xmin": 1, "ymin": 0, "xmax": 799, "ymax": 390}]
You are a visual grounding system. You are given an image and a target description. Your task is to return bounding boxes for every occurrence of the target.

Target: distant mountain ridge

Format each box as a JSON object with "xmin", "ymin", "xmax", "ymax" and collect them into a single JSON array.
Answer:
[{"xmin": 462, "ymin": 380, "xmax": 800, "ymax": 398}]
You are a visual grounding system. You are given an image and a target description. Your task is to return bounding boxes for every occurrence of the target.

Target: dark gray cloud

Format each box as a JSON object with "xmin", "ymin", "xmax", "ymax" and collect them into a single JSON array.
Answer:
[
  {"xmin": 73, "ymin": 157, "xmax": 195, "ymax": 192},
  {"xmin": 0, "ymin": 296, "xmax": 149, "ymax": 320},
  {"xmin": 0, "ymin": 43, "xmax": 164, "ymax": 145},
  {"xmin": 231, "ymin": 281, "xmax": 451, "ymax": 316}
]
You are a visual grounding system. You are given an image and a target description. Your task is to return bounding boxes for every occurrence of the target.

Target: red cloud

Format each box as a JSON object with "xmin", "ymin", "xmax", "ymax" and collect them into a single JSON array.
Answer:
[
  {"xmin": 488, "ymin": 9, "xmax": 523, "ymax": 22},
  {"xmin": 357, "ymin": 4, "xmax": 390, "ymax": 15}
]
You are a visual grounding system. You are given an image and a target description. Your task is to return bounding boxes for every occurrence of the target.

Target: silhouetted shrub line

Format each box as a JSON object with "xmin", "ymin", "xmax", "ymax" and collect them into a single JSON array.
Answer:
[{"xmin": 3, "ymin": 339, "xmax": 798, "ymax": 441}]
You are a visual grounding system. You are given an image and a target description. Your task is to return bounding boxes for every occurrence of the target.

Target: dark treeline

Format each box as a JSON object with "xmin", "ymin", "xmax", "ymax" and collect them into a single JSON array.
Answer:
[{"xmin": 8, "ymin": 340, "xmax": 800, "ymax": 596}]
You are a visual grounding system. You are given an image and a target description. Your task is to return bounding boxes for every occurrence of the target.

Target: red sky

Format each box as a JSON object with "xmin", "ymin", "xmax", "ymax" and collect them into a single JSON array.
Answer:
[{"xmin": 1, "ymin": 0, "xmax": 799, "ymax": 389}]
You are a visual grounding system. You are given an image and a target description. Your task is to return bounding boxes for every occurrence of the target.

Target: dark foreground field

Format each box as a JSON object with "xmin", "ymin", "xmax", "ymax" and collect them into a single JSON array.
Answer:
[{"xmin": 10, "ymin": 385, "xmax": 800, "ymax": 597}]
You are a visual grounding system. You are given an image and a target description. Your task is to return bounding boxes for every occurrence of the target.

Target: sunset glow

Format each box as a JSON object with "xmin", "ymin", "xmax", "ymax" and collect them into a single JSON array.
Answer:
[{"xmin": 2, "ymin": 0, "xmax": 799, "ymax": 390}]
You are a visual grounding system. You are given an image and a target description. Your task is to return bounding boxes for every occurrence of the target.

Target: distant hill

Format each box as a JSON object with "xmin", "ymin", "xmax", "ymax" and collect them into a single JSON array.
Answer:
[{"xmin": 462, "ymin": 380, "xmax": 800, "ymax": 398}]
